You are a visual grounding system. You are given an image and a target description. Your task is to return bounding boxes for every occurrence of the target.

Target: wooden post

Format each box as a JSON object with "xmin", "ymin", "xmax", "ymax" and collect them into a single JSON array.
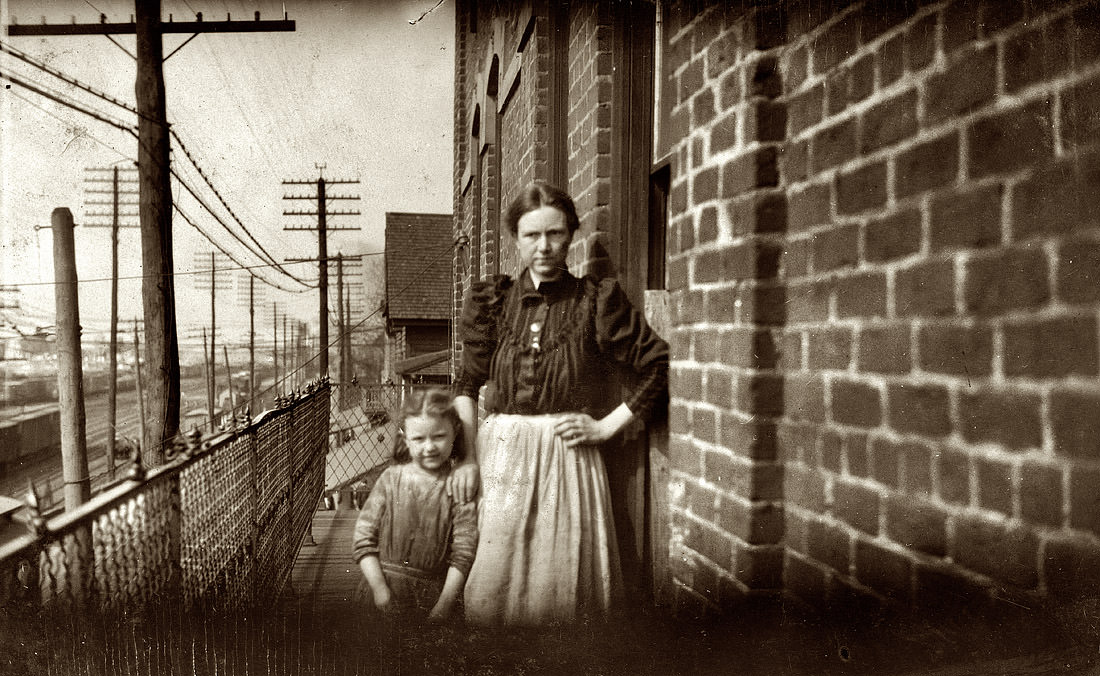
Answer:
[
  {"xmin": 249, "ymin": 276, "xmax": 255, "ymax": 413},
  {"xmin": 317, "ymin": 178, "xmax": 329, "ymax": 380},
  {"xmin": 223, "ymin": 345, "xmax": 235, "ymax": 413},
  {"xmin": 106, "ymin": 166, "xmax": 119, "ymax": 480},
  {"xmin": 335, "ymin": 253, "xmax": 345, "ymax": 407},
  {"xmin": 133, "ymin": 319, "xmax": 146, "ymax": 451},
  {"xmin": 203, "ymin": 328, "xmax": 214, "ymax": 425},
  {"xmin": 272, "ymin": 303, "xmax": 279, "ymax": 393},
  {"xmin": 136, "ymin": 0, "xmax": 179, "ymax": 465},
  {"xmin": 209, "ymin": 251, "xmax": 217, "ymax": 415},
  {"xmin": 52, "ymin": 207, "xmax": 90, "ymax": 510}
]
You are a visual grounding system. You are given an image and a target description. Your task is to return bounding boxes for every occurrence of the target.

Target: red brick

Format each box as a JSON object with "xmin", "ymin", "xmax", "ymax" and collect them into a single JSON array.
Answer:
[
  {"xmin": 704, "ymin": 366, "xmax": 733, "ymax": 405},
  {"xmin": 825, "ymin": 68, "xmax": 849, "ymax": 116},
  {"xmin": 693, "ymin": 88, "xmax": 717, "ymax": 127},
  {"xmin": 885, "ymin": 497, "xmax": 947, "ymax": 556},
  {"xmin": 858, "ymin": 324, "xmax": 912, "ymax": 375},
  {"xmin": 836, "ymin": 271, "xmax": 887, "ymax": 319},
  {"xmin": 692, "ymin": 166, "xmax": 720, "ymax": 204},
  {"xmin": 846, "ymin": 432, "xmax": 870, "ymax": 478},
  {"xmin": 943, "ymin": 0, "xmax": 980, "ymax": 53},
  {"xmin": 831, "ymin": 378, "xmax": 882, "ymax": 428},
  {"xmin": 1058, "ymin": 236, "xmax": 1100, "ymax": 304},
  {"xmin": 781, "ymin": 330, "xmax": 803, "ymax": 371},
  {"xmin": 813, "ymin": 224, "xmax": 859, "ymax": 272},
  {"xmin": 746, "ymin": 284, "xmax": 787, "ymax": 326},
  {"xmin": 736, "ymin": 372, "xmax": 784, "ymax": 417},
  {"xmin": 834, "ymin": 479, "xmax": 881, "ymax": 535},
  {"xmin": 930, "ymin": 182, "xmax": 1002, "ymax": 251},
  {"xmin": 812, "ymin": 13, "xmax": 859, "ymax": 74},
  {"xmin": 811, "ymin": 118, "xmax": 858, "ymax": 173},
  {"xmin": 720, "ymin": 327, "xmax": 778, "ymax": 369},
  {"xmin": 721, "ymin": 413, "xmax": 778, "ymax": 463},
  {"xmin": 895, "ymin": 259, "xmax": 956, "ymax": 318},
  {"xmin": 855, "ymin": 539, "xmax": 913, "ymax": 601},
  {"xmin": 914, "ymin": 562, "xmax": 988, "ymax": 613},
  {"xmin": 752, "ymin": 54, "xmax": 782, "ymax": 100},
  {"xmin": 719, "ymin": 499, "xmax": 784, "ymax": 545},
  {"xmin": 705, "ymin": 451, "xmax": 781, "ymax": 501},
  {"xmin": 788, "ymin": 83, "xmax": 824, "ymax": 137},
  {"xmin": 968, "ymin": 98, "xmax": 1055, "ymax": 179},
  {"xmin": 698, "ymin": 206, "xmax": 719, "ymax": 245},
  {"xmin": 963, "ymin": 248, "xmax": 1049, "ymax": 316},
  {"xmin": 806, "ymin": 326, "xmax": 852, "ymax": 371},
  {"xmin": 731, "ymin": 191, "xmax": 786, "ymax": 235},
  {"xmin": 976, "ymin": 456, "xmax": 1013, "ymax": 515},
  {"xmin": 694, "ymin": 240, "xmax": 781, "ymax": 284},
  {"xmin": 705, "ymin": 27, "xmax": 737, "ymax": 78},
  {"xmin": 836, "ymin": 161, "xmax": 887, "ymax": 214},
  {"xmin": 918, "ymin": 322, "xmax": 993, "ymax": 377},
  {"xmin": 783, "ymin": 374, "xmax": 826, "ymax": 423},
  {"xmin": 902, "ymin": 440, "xmax": 934, "ymax": 497},
  {"xmin": 849, "ymin": 54, "xmax": 874, "ymax": 103},
  {"xmin": 734, "ymin": 543, "xmax": 784, "ymax": 589},
  {"xmin": 1051, "ymin": 389, "xmax": 1100, "ymax": 461},
  {"xmin": 869, "ymin": 436, "xmax": 902, "ymax": 489},
  {"xmin": 1003, "ymin": 15, "xmax": 1073, "ymax": 93},
  {"xmin": 784, "ymin": 44, "xmax": 809, "ymax": 90},
  {"xmin": 1003, "ymin": 314, "xmax": 1099, "ymax": 378},
  {"xmin": 895, "ymin": 132, "xmax": 959, "ymax": 199},
  {"xmin": 1070, "ymin": 466, "xmax": 1100, "ymax": 536},
  {"xmin": 925, "ymin": 44, "xmax": 996, "ymax": 123},
  {"xmin": 785, "ymin": 237, "xmax": 810, "ymax": 280},
  {"xmin": 670, "ymin": 435, "xmax": 705, "ymax": 476},
  {"xmin": 722, "ymin": 145, "xmax": 779, "ymax": 195},
  {"xmin": 861, "ymin": 88, "xmax": 918, "ymax": 156},
  {"xmin": 937, "ymin": 447, "xmax": 972, "ymax": 506},
  {"xmin": 807, "ymin": 519, "xmax": 851, "ymax": 575},
  {"xmin": 780, "ymin": 140, "xmax": 809, "ymax": 184},
  {"xmin": 1043, "ymin": 535, "xmax": 1100, "ymax": 599},
  {"xmin": 788, "ymin": 280, "xmax": 831, "ymax": 323},
  {"xmin": 752, "ymin": 4, "xmax": 787, "ymax": 50},
  {"xmin": 684, "ymin": 521, "xmax": 735, "ymax": 571},
  {"xmin": 904, "ymin": 13, "xmax": 937, "ymax": 72},
  {"xmin": 693, "ymin": 405, "xmax": 718, "ymax": 444},
  {"xmin": 1062, "ymin": 73, "xmax": 1100, "ymax": 148},
  {"xmin": 778, "ymin": 422, "xmax": 817, "ymax": 464},
  {"xmin": 785, "ymin": 463, "xmax": 826, "ymax": 513},
  {"xmin": 753, "ymin": 100, "xmax": 787, "ymax": 143},
  {"xmin": 672, "ymin": 365, "xmax": 705, "ymax": 401},
  {"xmin": 720, "ymin": 68, "xmax": 743, "ymax": 111},
  {"xmin": 710, "ymin": 111, "xmax": 739, "ymax": 153},
  {"xmin": 1012, "ymin": 154, "xmax": 1100, "ymax": 242},
  {"xmin": 959, "ymin": 388, "xmax": 1042, "ymax": 449},
  {"xmin": 679, "ymin": 57, "xmax": 705, "ymax": 104},
  {"xmin": 787, "ymin": 181, "xmax": 831, "ymax": 233},
  {"xmin": 878, "ymin": 34, "xmax": 903, "ymax": 87},
  {"xmin": 784, "ymin": 552, "xmax": 828, "ymax": 604},
  {"xmin": 888, "ymin": 383, "xmax": 951, "ymax": 438},
  {"xmin": 954, "ymin": 516, "xmax": 1039, "ymax": 588},
  {"xmin": 820, "ymin": 429, "xmax": 843, "ymax": 473},
  {"xmin": 1019, "ymin": 461, "xmax": 1064, "ymax": 528},
  {"xmin": 865, "ymin": 208, "xmax": 921, "ymax": 263}
]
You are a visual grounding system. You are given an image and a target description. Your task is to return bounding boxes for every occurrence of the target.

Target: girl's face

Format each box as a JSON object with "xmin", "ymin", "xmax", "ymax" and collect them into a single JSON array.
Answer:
[{"xmin": 403, "ymin": 413, "xmax": 455, "ymax": 475}]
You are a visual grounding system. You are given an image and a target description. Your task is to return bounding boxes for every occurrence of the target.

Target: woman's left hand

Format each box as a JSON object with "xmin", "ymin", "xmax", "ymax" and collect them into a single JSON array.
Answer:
[
  {"xmin": 446, "ymin": 462, "xmax": 480, "ymax": 503},
  {"xmin": 554, "ymin": 413, "xmax": 608, "ymax": 447}
]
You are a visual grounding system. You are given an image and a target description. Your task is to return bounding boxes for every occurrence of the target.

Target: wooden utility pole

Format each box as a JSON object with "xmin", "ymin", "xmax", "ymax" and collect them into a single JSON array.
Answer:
[
  {"xmin": 248, "ymin": 276, "xmax": 255, "ymax": 412},
  {"xmin": 51, "ymin": 208, "xmax": 90, "ymax": 510},
  {"xmin": 272, "ymin": 303, "xmax": 279, "ymax": 391},
  {"xmin": 83, "ymin": 165, "xmax": 138, "ymax": 480},
  {"xmin": 202, "ymin": 328, "xmax": 213, "ymax": 424},
  {"xmin": 8, "ymin": 7, "xmax": 296, "ymax": 466},
  {"xmin": 222, "ymin": 345, "xmax": 235, "ymax": 413},
  {"xmin": 284, "ymin": 170, "xmax": 360, "ymax": 380},
  {"xmin": 133, "ymin": 319, "xmax": 146, "ymax": 450}
]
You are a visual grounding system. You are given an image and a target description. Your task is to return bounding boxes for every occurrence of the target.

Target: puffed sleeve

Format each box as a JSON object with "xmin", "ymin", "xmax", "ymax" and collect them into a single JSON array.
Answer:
[
  {"xmin": 446, "ymin": 497, "xmax": 479, "ymax": 577},
  {"xmin": 453, "ymin": 275, "xmax": 512, "ymax": 400},
  {"xmin": 351, "ymin": 468, "xmax": 394, "ymax": 563},
  {"xmin": 593, "ymin": 277, "xmax": 669, "ymax": 421}
]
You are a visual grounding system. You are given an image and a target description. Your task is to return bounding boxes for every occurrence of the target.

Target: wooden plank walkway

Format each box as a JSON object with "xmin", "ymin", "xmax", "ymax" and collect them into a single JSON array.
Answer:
[{"xmin": 286, "ymin": 496, "xmax": 361, "ymax": 616}]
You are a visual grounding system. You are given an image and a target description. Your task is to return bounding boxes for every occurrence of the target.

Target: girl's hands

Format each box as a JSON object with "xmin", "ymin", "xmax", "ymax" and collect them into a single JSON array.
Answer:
[
  {"xmin": 427, "ymin": 598, "xmax": 454, "ymax": 622},
  {"xmin": 554, "ymin": 413, "xmax": 610, "ymax": 447},
  {"xmin": 446, "ymin": 462, "xmax": 480, "ymax": 503},
  {"xmin": 372, "ymin": 586, "xmax": 394, "ymax": 613}
]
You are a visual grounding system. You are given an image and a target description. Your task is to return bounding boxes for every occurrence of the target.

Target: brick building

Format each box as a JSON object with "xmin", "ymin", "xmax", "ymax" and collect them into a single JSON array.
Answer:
[
  {"xmin": 383, "ymin": 212, "xmax": 454, "ymax": 385},
  {"xmin": 450, "ymin": 0, "xmax": 1100, "ymax": 625}
]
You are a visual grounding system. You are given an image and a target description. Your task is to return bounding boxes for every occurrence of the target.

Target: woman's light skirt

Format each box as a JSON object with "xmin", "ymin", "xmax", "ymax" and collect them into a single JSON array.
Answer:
[{"xmin": 463, "ymin": 413, "xmax": 622, "ymax": 626}]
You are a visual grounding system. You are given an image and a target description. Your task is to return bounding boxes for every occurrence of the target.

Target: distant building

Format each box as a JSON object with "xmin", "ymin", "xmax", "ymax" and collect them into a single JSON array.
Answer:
[{"xmin": 382, "ymin": 212, "xmax": 453, "ymax": 385}]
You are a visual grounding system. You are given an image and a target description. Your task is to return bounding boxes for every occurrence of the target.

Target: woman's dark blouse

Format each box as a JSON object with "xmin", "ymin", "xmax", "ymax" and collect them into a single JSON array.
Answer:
[{"xmin": 455, "ymin": 270, "xmax": 668, "ymax": 420}]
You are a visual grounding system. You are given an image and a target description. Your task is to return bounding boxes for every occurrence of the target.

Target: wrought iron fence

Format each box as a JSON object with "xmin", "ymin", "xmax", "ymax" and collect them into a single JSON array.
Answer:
[{"xmin": 0, "ymin": 379, "xmax": 330, "ymax": 616}]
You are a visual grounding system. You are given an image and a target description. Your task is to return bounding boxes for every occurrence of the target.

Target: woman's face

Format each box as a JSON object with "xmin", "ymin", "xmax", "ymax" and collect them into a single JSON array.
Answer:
[{"xmin": 516, "ymin": 205, "xmax": 573, "ymax": 283}]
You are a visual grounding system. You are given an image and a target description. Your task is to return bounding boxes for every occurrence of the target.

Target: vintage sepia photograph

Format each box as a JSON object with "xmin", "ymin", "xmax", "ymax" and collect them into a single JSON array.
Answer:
[{"xmin": 1, "ymin": 0, "xmax": 1098, "ymax": 674}]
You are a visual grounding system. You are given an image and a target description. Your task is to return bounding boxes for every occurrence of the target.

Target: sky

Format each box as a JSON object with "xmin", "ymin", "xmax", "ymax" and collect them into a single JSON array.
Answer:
[{"xmin": 0, "ymin": 0, "xmax": 454, "ymax": 364}]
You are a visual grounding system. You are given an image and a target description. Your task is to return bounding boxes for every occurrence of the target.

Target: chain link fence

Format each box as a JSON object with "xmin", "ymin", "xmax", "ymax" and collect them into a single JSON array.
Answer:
[{"xmin": 0, "ymin": 380, "xmax": 330, "ymax": 619}]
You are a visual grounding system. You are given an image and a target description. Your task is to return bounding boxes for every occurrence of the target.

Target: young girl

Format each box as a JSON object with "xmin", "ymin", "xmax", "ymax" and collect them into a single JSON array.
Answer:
[{"xmin": 351, "ymin": 389, "xmax": 478, "ymax": 621}]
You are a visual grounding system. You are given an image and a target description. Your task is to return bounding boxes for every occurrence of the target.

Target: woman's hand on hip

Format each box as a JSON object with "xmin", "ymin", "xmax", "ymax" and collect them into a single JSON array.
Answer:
[
  {"xmin": 555, "ymin": 413, "xmax": 610, "ymax": 447},
  {"xmin": 446, "ymin": 462, "xmax": 480, "ymax": 503}
]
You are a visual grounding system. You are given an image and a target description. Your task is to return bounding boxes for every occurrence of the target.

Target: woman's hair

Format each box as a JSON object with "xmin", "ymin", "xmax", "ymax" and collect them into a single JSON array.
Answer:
[
  {"xmin": 503, "ymin": 180, "xmax": 581, "ymax": 236},
  {"xmin": 391, "ymin": 388, "xmax": 465, "ymax": 464}
]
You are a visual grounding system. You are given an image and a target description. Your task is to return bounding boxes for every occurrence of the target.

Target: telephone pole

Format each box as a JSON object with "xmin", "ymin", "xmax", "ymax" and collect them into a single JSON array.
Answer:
[
  {"xmin": 7, "ymin": 6, "xmax": 296, "ymax": 465},
  {"xmin": 82, "ymin": 165, "xmax": 138, "ymax": 480},
  {"xmin": 283, "ymin": 168, "xmax": 360, "ymax": 380},
  {"xmin": 333, "ymin": 253, "xmax": 363, "ymax": 407}
]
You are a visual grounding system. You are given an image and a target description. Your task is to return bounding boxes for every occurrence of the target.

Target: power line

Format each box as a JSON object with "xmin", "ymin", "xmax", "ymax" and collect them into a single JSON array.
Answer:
[
  {"xmin": 7, "ymin": 89, "xmax": 134, "ymax": 161},
  {"xmin": 170, "ymin": 128, "xmax": 312, "ymax": 287},
  {"xmin": 0, "ymin": 65, "xmax": 137, "ymax": 137}
]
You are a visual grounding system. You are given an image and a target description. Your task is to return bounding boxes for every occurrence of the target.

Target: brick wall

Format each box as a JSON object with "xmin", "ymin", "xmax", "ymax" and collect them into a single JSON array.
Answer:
[{"xmin": 452, "ymin": 0, "xmax": 1100, "ymax": 620}]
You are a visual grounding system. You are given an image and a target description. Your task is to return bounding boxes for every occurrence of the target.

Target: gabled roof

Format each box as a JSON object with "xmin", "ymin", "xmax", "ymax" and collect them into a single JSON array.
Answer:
[{"xmin": 384, "ymin": 212, "xmax": 453, "ymax": 321}]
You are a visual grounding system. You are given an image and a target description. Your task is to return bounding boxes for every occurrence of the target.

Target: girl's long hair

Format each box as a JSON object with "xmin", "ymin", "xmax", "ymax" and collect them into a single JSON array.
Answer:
[{"xmin": 391, "ymin": 388, "xmax": 465, "ymax": 464}]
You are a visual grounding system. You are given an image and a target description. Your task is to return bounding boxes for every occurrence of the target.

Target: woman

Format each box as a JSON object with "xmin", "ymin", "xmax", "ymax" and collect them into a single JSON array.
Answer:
[{"xmin": 449, "ymin": 181, "xmax": 668, "ymax": 626}]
